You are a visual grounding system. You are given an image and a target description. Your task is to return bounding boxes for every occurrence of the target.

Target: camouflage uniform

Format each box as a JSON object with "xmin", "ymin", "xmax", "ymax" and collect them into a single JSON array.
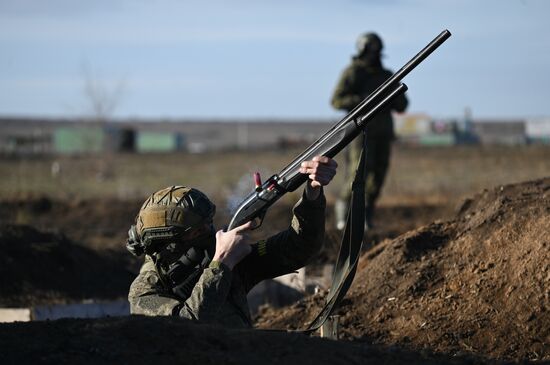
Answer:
[
  {"xmin": 332, "ymin": 57, "xmax": 408, "ymax": 222},
  {"xmin": 128, "ymin": 190, "xmax": 325, "ymax": 328}
]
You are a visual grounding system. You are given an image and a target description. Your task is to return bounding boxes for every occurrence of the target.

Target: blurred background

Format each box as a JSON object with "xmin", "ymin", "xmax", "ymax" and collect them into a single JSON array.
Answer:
[{"xmin": 0, "ymin": 0, "xmax": 549, "ymax": 317}]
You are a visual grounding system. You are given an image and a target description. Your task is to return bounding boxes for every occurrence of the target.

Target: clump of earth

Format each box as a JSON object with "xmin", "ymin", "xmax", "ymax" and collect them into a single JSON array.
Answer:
[{"xmin": 256, "ymin": 177, "xmax": 550, "ymax": 362}]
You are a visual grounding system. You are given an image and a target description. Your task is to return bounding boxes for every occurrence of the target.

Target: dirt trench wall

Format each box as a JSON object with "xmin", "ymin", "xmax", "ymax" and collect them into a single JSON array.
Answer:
[
  {"xmin": 0, "ymin": 224, "xmax": 134, "ymax": 307},
  {"xmin": 257, "ymin": 177, "xmax": 550, "ymax": 362}
]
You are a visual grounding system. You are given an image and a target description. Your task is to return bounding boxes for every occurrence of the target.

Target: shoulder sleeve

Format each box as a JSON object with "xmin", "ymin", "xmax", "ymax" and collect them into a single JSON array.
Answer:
[
  {"xmin": 331, "ymin": 62, "xmax": 363, "ymax": 111},
  {"xmin": 176, "ymin": 262, "xmax": 233, "ymax": 321},
  {"xmin": 128, "ymin": 256, "xmax": 234, "ymax": 322},
  {"xmin": 236, "ymin": 189, "xmax": 326, "ymax": 291}
]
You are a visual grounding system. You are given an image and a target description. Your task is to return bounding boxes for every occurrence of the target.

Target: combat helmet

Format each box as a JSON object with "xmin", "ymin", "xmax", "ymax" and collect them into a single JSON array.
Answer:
[
  {"xmin": 127, "ymin": 186, "xmax": 216, "ymax": 297},
  {"xmin": 356, "ymin": 32, "xmax": 383, "ymax": 57}
]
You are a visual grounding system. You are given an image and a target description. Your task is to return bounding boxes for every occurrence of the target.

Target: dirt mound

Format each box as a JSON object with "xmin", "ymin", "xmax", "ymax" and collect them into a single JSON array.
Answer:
[
  {"xmin": 0, "ymin": 196, "xmax": 142, "ymax": 251},
  {"xmin": 0, "ymin": 316, "xmax": 501, "ymax": 365},
  {"xmin": 256, "ymin": 178, "xmax": 550, "ymax": 362},
  {"xmin": 0, "ymin": 224, "xmax": 135, "ymax": 306}
]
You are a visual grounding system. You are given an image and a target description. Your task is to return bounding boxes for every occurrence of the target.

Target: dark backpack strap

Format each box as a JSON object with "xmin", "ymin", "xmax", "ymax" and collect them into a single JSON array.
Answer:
[{"xmin": 302, "ymin": 132, "xmax": 367, "ymax": 333}]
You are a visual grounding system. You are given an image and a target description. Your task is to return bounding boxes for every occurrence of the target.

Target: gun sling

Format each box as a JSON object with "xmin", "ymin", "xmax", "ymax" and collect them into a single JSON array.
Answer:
[{"xmin": 304, "ymin": 131, "xmax": 367, "ymax": 333}]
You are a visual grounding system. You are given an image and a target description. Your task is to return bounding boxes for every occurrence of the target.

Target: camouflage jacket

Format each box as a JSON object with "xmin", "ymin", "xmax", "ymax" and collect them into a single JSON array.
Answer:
[
  {"xmin": 128, "ymin": 189, "xmax": 326, "ymax": 328},
  {"xmin": 331, "ymin": 57, "xmax": 408, "ymax": 138}
]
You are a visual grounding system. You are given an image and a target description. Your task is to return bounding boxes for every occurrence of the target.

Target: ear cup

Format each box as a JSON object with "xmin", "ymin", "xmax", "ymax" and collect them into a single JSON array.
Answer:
[{"xmin": 126, "ymin": 225, "xmax": 144, "ymax": 256}]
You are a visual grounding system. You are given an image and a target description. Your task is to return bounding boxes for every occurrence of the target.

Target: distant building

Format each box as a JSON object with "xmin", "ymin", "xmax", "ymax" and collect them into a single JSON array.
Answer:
[
  {"xmin": 1, "ymin": 118, "xmax": 326, "ymax": 154},
  {"xmin": 525, "ymin": 118, "xmax": 550, "ymax": 144},
  {"xmin": 2, "ymin": 115, "xmax": 550, "ymax": 153},
  {"xmin": 53, "ymin": 126, "xmax": 104, "ymax": 154},
  {"xmin": 104, "ymin": 127, "xmax": 136, "ymax": 153},
  {"xmin": 136, "ymin": 131, "xmax": 184, "ymax": 153},
  {"xmin": 472, "ymin": 120, "xmax": 526, "ymax": 145},
  {"xmin": 0, "ymin": 132, "xmax": 51, "ymax": 154},
  {"xmin": 394, "ymin": 114, "xmax": 455, "ymax": 146},
  {"xmin": 394, "ymin": 113, "xmax": 432, "ymax": 141}
]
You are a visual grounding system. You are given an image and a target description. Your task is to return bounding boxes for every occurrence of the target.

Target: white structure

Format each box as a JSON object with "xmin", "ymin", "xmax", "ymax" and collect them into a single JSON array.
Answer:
[{"xmin": 526, "ymin": 118, "xmax": 550, "ymax": 143}]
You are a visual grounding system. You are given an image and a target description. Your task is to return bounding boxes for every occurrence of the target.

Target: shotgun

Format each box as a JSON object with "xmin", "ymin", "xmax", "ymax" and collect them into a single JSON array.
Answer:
[{"xmin": 228, "ymin": 30, "xmax": 451, "ymax": 230}]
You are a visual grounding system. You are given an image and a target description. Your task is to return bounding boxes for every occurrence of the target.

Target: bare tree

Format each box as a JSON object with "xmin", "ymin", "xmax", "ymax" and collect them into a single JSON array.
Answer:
[
  {"xmin": 81, "ymin": 62, "xmax": 125, "ymax": 122},
  {"xmin": 80, "ymin": 62, "xmax": 127, "ymax": 181}
]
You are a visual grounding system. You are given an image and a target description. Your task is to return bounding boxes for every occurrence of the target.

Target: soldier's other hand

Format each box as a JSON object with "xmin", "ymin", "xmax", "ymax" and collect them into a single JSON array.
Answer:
[
  {"xmin": 213, "ymin": 221, "xmax": 254, "ymax": 270},
  {"xmin": 299, "ymin": 156, "xmax": 338, "ymax": 188}
]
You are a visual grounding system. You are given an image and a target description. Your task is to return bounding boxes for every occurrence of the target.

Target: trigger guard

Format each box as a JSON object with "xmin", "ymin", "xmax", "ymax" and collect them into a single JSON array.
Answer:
[{"xmin": 251, "ymin": 211, "xmax": 267, "ymax": 230}]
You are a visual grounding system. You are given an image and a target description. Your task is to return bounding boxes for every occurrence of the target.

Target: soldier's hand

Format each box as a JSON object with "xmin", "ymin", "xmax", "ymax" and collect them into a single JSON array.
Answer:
[
  {"xmin": 300, "ymin": 156, "xmax": 338, "ymax": 200},
  {"xmin": 213, "ymin": 221, "xmax": 254, "ymax": 270}
]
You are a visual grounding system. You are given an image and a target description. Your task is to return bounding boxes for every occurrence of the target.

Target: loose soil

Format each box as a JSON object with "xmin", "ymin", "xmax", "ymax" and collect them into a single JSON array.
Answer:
[
  {"xmin": 0, "ymin": 316, "xmax": 502, "ymax": 365},
  {"xmin": 256, "ymin": 177, "xmax": 550, "ymax": 363}
]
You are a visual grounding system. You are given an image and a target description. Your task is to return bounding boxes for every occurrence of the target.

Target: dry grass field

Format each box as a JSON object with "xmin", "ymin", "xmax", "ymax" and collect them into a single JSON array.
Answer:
[{"xmin": 3, "ymin": 144, "xmax": 550, "ymax": 201}]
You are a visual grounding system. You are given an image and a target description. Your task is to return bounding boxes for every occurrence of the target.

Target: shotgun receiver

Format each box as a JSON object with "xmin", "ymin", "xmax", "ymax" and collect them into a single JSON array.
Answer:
[{"xmin": 228, "ymin": 30, "xmax": 451, "ymax": 230}]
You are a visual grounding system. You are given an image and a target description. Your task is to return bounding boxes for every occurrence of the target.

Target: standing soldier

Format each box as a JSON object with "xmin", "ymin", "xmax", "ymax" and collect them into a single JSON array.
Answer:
[{"xmin": 331, "ymin": 32, "xmax": 408, "ymax": 230}]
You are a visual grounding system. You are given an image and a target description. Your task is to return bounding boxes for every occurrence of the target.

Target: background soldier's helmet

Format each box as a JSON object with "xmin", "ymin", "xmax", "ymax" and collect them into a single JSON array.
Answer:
[
  {"xmin": 356, "ymin": 32, "xmax": 383, "ymax": 56},
  {"xmin": 127, "ymin": 186, "xmax": 216, "ymax": 295}
]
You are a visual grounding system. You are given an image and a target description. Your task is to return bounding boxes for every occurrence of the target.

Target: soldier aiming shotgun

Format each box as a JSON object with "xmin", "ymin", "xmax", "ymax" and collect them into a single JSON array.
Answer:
[{"xmin": 126, "ymin": 30, "xmax": 451, "ymax": 328}]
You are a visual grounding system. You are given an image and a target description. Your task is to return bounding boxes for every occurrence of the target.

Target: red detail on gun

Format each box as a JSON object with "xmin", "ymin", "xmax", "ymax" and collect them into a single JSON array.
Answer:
[{"xmin": 254, "ymin": 172, "xmax": 262, "ymax": 192}]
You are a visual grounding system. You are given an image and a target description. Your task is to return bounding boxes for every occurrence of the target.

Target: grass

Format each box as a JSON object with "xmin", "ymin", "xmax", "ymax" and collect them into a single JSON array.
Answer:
[{"xmin": 2, "ymin": 145, "xmax": 550, "ymax": 207}]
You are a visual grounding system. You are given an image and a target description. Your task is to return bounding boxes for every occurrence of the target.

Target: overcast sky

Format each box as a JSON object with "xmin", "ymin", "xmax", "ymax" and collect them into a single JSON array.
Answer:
[{"xmin": 1, "ymin": 0, "xmax": 549, "ymax": 120}]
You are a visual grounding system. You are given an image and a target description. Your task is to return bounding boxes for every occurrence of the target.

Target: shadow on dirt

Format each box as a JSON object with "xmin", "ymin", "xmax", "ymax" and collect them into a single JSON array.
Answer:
[{"xmin": 0, "ymin": 224, "xmax": 134, "ymax": 307}]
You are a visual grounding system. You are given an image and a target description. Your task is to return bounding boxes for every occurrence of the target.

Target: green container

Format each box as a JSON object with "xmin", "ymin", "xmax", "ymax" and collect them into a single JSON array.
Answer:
[
  {"xmin": 418, "ymin": 133, "xmax": 455, "ymax": 146},
  {"xmin": 137, "ymin": 132, "xmax": 181, "ymax": 152},
  {"xmin": 54, "ymin": 127, "xmax": 104, "ymax": 153}
]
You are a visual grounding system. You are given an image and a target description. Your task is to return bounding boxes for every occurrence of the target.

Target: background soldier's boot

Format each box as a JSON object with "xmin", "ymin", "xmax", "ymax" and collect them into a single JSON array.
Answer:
[{"xmin": 335, "ymin": 199, "xmax": 348, "ymax": 230}]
